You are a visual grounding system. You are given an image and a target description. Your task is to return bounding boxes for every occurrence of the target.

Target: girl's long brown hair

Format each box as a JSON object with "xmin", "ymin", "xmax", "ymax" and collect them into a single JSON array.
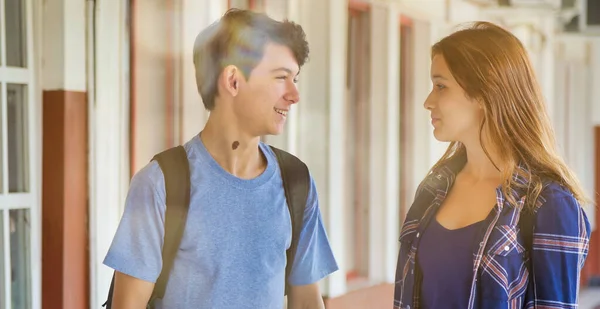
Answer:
[{"xmin": 429, "ymin": 21, "xmax": 589, "ymax": 209}]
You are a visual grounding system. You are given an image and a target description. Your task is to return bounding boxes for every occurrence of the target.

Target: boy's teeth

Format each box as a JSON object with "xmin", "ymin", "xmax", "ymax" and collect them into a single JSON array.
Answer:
[{"xmin": 274, "ymin": 108, "xmax": 287, "ymax": 116}]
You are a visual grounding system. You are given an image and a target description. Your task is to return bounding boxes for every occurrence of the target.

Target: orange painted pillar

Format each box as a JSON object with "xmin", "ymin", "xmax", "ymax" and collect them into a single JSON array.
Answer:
[{"xmin": 41, "ymin": 0, "xmax": 89, "ymax": 307}]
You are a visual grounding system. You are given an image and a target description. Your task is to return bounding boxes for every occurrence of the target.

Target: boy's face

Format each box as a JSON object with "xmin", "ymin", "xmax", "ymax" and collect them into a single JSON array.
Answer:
[{"xmin": 233, "ymin": 43, "xmax": 300, "ymax": 136}]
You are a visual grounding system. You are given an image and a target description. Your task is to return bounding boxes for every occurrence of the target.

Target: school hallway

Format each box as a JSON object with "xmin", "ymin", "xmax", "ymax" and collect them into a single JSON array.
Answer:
[{"xmin": 3, "ymin": 0, "xmax": 600, "ymax": 308}]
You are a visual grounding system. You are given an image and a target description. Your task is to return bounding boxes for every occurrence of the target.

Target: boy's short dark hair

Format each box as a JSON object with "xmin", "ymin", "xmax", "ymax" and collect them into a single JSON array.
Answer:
[{"xmin": 193, "ymin": 9, "xmax": 309, "ymax": 110}]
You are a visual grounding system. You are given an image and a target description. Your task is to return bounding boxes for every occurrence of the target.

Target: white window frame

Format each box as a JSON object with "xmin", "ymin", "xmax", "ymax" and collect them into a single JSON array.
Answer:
[{"xmin": 0, "ymin": 0, "xmax": 40, "ymax": 308}]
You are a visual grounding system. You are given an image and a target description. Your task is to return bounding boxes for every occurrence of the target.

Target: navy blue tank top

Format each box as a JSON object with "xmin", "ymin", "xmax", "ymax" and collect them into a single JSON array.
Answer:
[{"xmin": 417, "ymin": 218, "xmax": 483, "ymax": 309}]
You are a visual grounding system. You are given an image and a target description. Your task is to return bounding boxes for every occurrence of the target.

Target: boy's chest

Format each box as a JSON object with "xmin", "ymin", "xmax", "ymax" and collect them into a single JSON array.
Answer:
[{"xmin": 177, "ymin": 184, "xmax": 292, "ymax": 261}]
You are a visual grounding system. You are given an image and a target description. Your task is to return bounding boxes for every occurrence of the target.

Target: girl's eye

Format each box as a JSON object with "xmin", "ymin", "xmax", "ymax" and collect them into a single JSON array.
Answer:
[{"xmin": 436, "ymin": 84, "xmax": 446, "ymax": 90}]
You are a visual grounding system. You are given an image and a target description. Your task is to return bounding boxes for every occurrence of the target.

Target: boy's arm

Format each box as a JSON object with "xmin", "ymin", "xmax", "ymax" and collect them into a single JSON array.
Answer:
[
  {"xmin": 286, "ymin": 174, "xmax": 338, "ymax": 305},
  {"xmin": 288, "ymin": 283, "xmax": 325, "ymax": 309},
  {"xmin": 103, "ymin": 162, "xmax": 167, "ymax": 309},
  {"xmin": 111, "ymin": 272, "xmax": 155, "ymax": 309}
]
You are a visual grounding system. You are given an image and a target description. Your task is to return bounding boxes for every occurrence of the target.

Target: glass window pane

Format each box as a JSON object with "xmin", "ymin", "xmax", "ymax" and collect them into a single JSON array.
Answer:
[
  {"xmin": 7, "ymin": 84, "xmax": 29, "ymax": 193},
  {"xmin": 10, "ymin": 209, "xmax": 31, "ymax": 309},
  {"xmin": 0, "ymin": 211, "xmax": 4, "ymax": 309},
  {"xmin": 5, "ymin": 0, "xmax": 27, "ymax": 68}
]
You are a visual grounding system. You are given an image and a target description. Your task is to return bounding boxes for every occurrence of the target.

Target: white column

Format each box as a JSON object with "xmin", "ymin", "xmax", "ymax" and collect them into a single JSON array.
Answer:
[
  {"xmin": 566, "ymin": 60, "xmax": 595, "ymax": 229},
  {"xmin": 291, "ymin": 0, "xmax": 347, "ymax": 297},
  {"xmin": 410, "ymin": 19, "xmax": 435, "ymax": 198},
  {"xmin": 553, "ymin": 35, "xmax": 597, "ymax": 230},
  {"xmin": 179, "ymin": 0, "xmax": 227, "ymax": 143},
  {"xmin": 588, "ymin": 39, "xmax": 600, "ymax": 231},
  {"xmin": 264, "ymin": 0, "xmax": 288, "ymax": 20},
  {"xmin": 42, "ymin": 0, "xmax": 86, "ymax": 91},
  {"xmin": 262, "ymin": 0, "xmax": 292, "ymax": 151},
  {"xmin": 383, "ymin": 4, "xmax": 401, "ymax": 285},
  {"xmin": 448, "ymin": 0, "xmax": 480, "ymax": 24},
  {"xmin": 88, "ymin": 0, "xmax": 130, "ymax": 308},
  {"xmin": 284, "ymin": 0, "xmax": 300, "ymax": 155},
  {"xmin": 368, "ymin": 2, "xmax": 400, "ymax": 284},
  {"xmin": 590, "ymin": 39, "xmax": 600, "ymax": 126},
  {"xmin": 31, "ymin": 1, "xmax": 43, "ymax": 309},
  {"xmin": 553, "ymin": 41, "xmax": 567, "ymax": 155},
  {"xmin": 539, "ymin": 15, "xmax": 556, "ymax": 119},
  {"xmin": 397, "ymin": 0, "xmax": 446, "ymax": 22},
  {"xmin": 428, "ymin": 23, "xmax": 450, "ymax": 168}
]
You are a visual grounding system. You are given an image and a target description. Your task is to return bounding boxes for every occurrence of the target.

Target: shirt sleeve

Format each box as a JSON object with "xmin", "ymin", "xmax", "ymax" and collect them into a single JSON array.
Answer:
[
  {"xmin": 530, "ymin": 190, "xmax": 591, "ymax": 307},
  {"xmin": 103, "ymin": 161, "xmax": 167, "ymax": 283},
  {"xmin": 287, "ymin": 173, "xmax": 339, "ymax": 285}
]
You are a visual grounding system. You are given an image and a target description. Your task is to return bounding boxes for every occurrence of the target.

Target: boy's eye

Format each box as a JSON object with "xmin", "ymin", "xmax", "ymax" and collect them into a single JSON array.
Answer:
[
  {"xmin": 436, "ymin": 84, "xmax": 446, "ymax": 89},
  {"xmin": 277, "ymin": 76, "xmax": 299, "ymax": 83}
]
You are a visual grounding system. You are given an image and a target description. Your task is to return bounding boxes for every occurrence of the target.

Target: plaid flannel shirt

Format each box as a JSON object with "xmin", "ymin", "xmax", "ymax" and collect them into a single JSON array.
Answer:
[{"xmin": 393, "ymin": 155, "xmax": 591, "ymax": 309}]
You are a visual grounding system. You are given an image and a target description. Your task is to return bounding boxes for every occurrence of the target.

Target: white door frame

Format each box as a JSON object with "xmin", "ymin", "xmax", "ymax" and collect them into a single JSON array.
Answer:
[{"xmin": 87, "ymin": 0, "xmax": 131, "ymax": 308}]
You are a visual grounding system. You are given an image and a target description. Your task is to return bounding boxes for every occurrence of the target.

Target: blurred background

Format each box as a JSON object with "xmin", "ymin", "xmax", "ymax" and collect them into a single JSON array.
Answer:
[{"xmin": 1, "ymin": 0, "xmax": 600, "ymax": 308}]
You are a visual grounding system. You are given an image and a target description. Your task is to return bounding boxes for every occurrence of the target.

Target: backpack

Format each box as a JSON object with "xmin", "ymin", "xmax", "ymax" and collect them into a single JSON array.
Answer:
[
  {"xmin": 102, "ymin": 145, "xmax": 310, "ymax": 308},
  {"xmin": 517, "ymin": 183, "xmax": 553, "ymax": 292}
]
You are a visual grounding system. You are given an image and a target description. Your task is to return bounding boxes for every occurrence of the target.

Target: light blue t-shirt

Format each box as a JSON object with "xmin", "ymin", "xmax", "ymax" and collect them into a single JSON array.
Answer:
[{"xmin": 103, "ymin": 135, "xmax": 338, "ymax": 309}]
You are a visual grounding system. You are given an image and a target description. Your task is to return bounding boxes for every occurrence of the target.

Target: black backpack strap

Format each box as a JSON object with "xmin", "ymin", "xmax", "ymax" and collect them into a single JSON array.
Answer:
[
  {"xmin": 102, "ymin": 274, "xmax": 116, "ymax": 307},
  {"xmin": 149, "ymin": 145, "xmax": 191, "ymax": 304},
  {"xmin": 102, "ymin": 146, "xmax": 190, "ymax": 308},
  {"xmin": 270, "ymin": 146, "xmax": 310, "ymax": 296},
  {"xmin": 519, "ymin": 182, "xmax": 550, "ymax": 295},
  {"xmin": 519, "ymin": 204, "xmax": 536, "ymax": 303},
  {"xmin": 519, "ymin": 208, "xmax": 534, "ymax": 261}
]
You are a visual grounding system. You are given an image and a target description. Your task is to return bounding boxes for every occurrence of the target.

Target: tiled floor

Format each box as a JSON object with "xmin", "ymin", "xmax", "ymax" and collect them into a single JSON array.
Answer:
[
  {"xmin": 580, "ymin": 287, "xmax": 600, "ymax": 309},
  {"xmin": 325, "ymin": 284, "xmax": 394, "ymax": 309}
]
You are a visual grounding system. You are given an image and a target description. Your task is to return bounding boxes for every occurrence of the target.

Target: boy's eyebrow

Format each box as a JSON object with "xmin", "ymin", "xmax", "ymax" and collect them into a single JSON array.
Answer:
[{"xmin": 271, "ymin": 67, "xmax": 300, "ymax": 76}]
